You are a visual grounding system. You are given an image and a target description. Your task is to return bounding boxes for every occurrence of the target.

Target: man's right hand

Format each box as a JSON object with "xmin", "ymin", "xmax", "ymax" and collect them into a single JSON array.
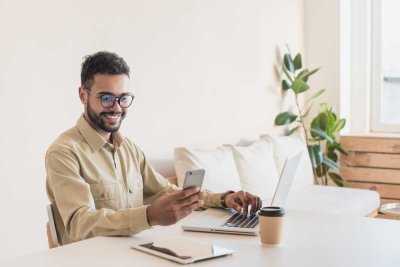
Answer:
[{"xmin": 146, "ymin": 187, "xmax": 204, "ymax": 226}]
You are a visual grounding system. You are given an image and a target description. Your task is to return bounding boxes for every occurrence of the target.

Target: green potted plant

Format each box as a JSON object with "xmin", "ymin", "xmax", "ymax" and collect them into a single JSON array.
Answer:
[{"xmin": 274, "ymin": 47, "xmax": 347, "ymax": 186}]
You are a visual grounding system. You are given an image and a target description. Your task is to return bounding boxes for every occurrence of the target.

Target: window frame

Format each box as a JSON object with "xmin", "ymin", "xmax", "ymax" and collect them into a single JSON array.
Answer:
[{"xmin": 370, "ymin": 0, "xmax": 400, "ymax": 132}]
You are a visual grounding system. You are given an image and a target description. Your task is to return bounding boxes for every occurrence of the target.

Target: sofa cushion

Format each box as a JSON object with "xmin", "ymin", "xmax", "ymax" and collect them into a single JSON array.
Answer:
[
  {"xmin": 261, "ymin": 134, "xmax": 314, "ymax": 190},
  {"xmin": 174, "ymin": 147, "xmax": 242, "ymax": 192},
  {"xmin": 224, "ymin": 141, "xmax": 279, "ymax": 200},
  {"xmin": 281, "ymin": 185, "xmax": 380, "ymax": 216}
]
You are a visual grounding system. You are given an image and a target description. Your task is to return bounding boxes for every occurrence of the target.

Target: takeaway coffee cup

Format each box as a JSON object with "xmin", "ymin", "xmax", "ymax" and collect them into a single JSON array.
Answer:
[{"xmin": 259, "ymin": 206, "xmax": 286, "ymax": 245}]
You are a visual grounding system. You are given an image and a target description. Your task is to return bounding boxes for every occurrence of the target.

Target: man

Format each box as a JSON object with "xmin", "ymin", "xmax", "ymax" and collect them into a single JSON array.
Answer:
[{"xmin": 46, "ymin": 51, "xmax": 261, "ymax": 245}]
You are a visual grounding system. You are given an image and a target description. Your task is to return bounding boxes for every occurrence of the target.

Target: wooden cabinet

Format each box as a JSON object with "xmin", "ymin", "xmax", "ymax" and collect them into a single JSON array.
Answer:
[{"xmin": 340, "ymin": 135, "xmax": 400, "ymax": 219}]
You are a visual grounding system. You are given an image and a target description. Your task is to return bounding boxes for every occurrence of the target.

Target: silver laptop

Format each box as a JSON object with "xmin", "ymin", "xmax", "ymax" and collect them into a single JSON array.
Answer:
[{"xmin": 181, "ymin": 151, "xmax": 302, "ymax": 235}]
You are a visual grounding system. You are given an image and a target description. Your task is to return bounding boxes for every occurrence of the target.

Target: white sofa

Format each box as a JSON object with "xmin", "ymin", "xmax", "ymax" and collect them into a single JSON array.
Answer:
[{"xmin": 173, "ymin": 134, "xmax": 380, "ymax": 217}]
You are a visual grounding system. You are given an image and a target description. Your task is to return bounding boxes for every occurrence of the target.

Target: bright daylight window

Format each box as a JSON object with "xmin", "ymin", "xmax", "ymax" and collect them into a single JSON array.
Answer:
[{"xmin": 371, "ymin": 0, "xmax": 400, "ymax": 132}]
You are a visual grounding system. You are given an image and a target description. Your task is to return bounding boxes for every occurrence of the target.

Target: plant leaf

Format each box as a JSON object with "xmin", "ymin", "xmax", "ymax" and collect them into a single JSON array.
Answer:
[
  {"xmin": 288, "ymin": 125, "xmax": 301, "ymax": 135},
  {"xmin": 275, "ymin": 112, "xmax": 298, "ymax": 126},
  {"xmin": 325, "ymin": 110, "xmax": 336, "ymax": 136},
  {"xmin": 304, "ymin": 89, "xmax": 325, "ymax": 106},
  {"xmin": 302, "ymin": 103, "xmax": 314, "ymax": 118},
  {"xmin": 282, "ymin": 80, "xmax": 291, "ymax": 91},
  {"xmin": 322, "ymin": 156, "xmax": 338, "ymax": 170},
  {"xmin": 285, "ymin": 43, "xmax": 292, "ymax": 55},
  {"xmin": 307, "ymin": 146, "xmax": 317, "ymax": 168},
  {"xmin": 307, "ymin": 67, "xmax": 320, "ymax": 76},
  {"xmin": 310, "ymin": 128, "xmax": 334, "ymax": 143},
  {"xmin": 298, "ymin": 67, "xmax": 320, "ymax": 82},
  {"xmin": 330, "ymin": 106, "xmax": 337, "ymax": 118},
  {"xmin": 311, "ymin": 112, "xmax": 328, "ymax": 133},
  {"xmin": 291, "ymin": 79, "xmax": 310, "ymax": 94},
  {"xmin": 313, "ymin": 146, "xmax": 323, "ymax": 165},
  {"xmin": 283, "ymin": 53, "xmax": 294, "ymax": 73},
  {"xmin": 296, "ymin": 69, "xmax": 308, "ymax": 79},
  {"xmin": 327, "ymin": 150, "xmax": 338, "ymax": 162},
  {"xmin": 282, "ymin": 65, "xmax": 293, "ymax": 82},
  {"xmin": 328, "ymin": 172, "xmax": 345, "ymax": 187},
  {"xmin": 307, "ymin": 145, "xmax": 323, "ymax": 168},
  {"xmin": 293, "ymin": 53, "xmax": 302, "ymax": 70},
  {"xmin": 316, "ymin": 164, "xmax": 327, "ymax": 177},
  {"xmin": 333, "ymin": 142, "xmax": 348, "ymax": 155},
  {"xmin": 332, "ymin": 118, "xmax": 346, "ymax": 133}
]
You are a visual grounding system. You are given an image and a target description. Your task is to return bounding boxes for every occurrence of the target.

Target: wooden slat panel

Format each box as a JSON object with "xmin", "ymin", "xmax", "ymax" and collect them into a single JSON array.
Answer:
[
  {"xmin": 341, "ymin": 136, "xmax": 400, "ymax": 205},
  {"xmin": 381, "ymin": 198, "xmax": 400, "ymax": 205},
  {"xmin": 341, "ymin": 151, "xmax": 400, "ymax": 168},
  {"xmin": 341, "ymin": 136, "xmax": 400, "ymax": 153},
  {"xmin": 346, "ymin": 182, "xmax": 400, "ymax": 199},
  {"xmin": 341, "ymin": 167, "xmax": 400, "ymax": 184}
]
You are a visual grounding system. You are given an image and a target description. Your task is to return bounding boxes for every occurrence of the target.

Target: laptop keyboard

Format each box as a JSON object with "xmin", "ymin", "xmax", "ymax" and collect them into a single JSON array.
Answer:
[{"xmin": 221, "ymin": 212, "xmax": 259, "ymax": 228}]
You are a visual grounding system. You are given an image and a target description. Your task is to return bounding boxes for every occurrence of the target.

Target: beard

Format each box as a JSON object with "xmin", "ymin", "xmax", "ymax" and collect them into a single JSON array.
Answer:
[{"xmin": 87, "ymin": 100, "xmax": 126, "ymax": 133}]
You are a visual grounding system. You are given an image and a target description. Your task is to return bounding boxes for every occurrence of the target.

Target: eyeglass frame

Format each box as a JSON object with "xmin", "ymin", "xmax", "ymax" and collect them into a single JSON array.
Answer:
[{"xmin": 84, "ymin": 89, "xmax": 135, "ymax": 108}]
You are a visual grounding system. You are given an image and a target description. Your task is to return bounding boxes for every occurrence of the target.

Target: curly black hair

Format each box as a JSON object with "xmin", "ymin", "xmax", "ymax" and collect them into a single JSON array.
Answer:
[{"xmin": 81, "ymin": 51, "xmax": 130, "ymax": 90}]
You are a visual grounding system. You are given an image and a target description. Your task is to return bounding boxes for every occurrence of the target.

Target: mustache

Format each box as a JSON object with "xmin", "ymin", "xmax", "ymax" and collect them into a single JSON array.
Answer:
[{"xmin": 100, "ymin": 111, "xmax": 124, "ymax": 116}]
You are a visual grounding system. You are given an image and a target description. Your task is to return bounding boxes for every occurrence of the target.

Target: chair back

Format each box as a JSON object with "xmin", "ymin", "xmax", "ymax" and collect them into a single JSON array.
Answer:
[{"xmin": 46, "ymin": 204, "xmax": 60, "ymax": 248}]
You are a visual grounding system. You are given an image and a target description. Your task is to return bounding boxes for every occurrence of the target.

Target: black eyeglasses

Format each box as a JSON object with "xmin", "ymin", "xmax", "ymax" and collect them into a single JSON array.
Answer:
[{"xmin": 85, "ymin": 90, "xmax": 134, "ymax": 108}]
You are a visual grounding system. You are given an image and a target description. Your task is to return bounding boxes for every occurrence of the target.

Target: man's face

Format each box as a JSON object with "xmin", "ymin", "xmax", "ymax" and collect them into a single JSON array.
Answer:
[{"xmin": 80, "ymin": 74, "xmax": 131, "ymax": 137}]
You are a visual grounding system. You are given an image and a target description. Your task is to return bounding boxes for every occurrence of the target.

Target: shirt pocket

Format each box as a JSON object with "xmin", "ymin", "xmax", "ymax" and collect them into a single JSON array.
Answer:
[
  {"xmin": 127, "ymin": 172, "xmax": 144, "ymax": 207},
  {"xmin": 89, "ymin": 182, "xmax": 121, "ymax": 210}
]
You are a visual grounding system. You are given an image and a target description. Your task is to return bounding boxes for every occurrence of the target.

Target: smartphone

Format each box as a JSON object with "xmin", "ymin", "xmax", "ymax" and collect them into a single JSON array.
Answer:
[{"xmin": 182, "ymin": 169, "xmax": 205, "ymax": 190}]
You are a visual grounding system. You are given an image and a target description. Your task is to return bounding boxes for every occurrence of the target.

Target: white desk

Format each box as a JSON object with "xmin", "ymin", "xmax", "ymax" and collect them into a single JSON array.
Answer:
[{"xmin": 4, "ymin": 210, "xmax": 400, "ymax": 267}]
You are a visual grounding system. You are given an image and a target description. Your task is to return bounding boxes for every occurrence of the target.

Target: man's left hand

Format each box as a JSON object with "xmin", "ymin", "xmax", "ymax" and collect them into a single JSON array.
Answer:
[{"xmin": 224, "ymin": 191, "xmax": 262, "ymax": 216}]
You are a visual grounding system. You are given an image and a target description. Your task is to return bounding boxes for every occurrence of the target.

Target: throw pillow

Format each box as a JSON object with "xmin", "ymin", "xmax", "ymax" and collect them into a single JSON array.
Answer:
[
  {"xmin": 260, "ymin": 134, "xmax": 314, "ymax": 190},
  {"xmin": 224, "ymin": 141, "xmax": 279, "ymax": 200},
  {"xmin": 173, "ymin": 147, "xmax": 242, "ymax": 192}
]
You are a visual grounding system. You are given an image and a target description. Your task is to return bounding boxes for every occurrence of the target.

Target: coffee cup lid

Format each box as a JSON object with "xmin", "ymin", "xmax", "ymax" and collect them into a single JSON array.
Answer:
[{"xmin": 259, "ymin": 206, "xmax": 285, "ymax": 217}]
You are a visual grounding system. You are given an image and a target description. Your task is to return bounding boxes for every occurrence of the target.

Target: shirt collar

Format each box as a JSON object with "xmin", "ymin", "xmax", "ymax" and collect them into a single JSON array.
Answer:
[{"xmin": 76, "ymin": 114, "xmax": 124, "ymax": 152}]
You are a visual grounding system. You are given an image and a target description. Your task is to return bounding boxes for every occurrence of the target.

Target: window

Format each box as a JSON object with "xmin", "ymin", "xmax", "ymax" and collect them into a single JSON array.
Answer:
[{"xmin": 371, "ymin": 0, "xmax": 400, "ymax": 132}]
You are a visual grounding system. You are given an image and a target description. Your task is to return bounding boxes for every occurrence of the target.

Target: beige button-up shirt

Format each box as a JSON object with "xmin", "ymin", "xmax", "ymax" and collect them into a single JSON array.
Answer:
[{"xmin": 46, "ymin": 115, "xmax": 223, "ymax": 245}]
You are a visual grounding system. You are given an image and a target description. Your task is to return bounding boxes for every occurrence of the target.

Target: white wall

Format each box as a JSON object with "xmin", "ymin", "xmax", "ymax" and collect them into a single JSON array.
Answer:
[
  {"xmin": 0, "ymin": 0, "xmax": 304, "ymax": 261},
  {"xmin": 304, "ymin": 0, "xmax": 372, "ymax": 134},
  {"xmin": 347, "ymin": 0, "xmax": 372, "ymax": 134},
  {"xmin": 304, "ymin": 0, "xmax": 341, "ymax": 123}
]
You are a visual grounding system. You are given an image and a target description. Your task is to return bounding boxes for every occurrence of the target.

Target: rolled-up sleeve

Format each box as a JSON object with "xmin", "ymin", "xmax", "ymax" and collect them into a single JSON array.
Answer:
[{"xmin": 136, "ymin": 149, "xmax": 223, "ymax": 209}]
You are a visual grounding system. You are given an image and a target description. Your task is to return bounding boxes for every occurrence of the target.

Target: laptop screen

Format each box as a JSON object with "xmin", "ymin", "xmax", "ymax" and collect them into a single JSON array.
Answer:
[{"xmin": 271, "ymin": 151, "xmax": 302, "ymax": 207}]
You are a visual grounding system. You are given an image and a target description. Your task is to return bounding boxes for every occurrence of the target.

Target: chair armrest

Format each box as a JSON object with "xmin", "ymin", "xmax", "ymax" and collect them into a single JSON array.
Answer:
[{"xmin": 46, "ymin": 222, "xmax": 57, "ymax": 249}]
